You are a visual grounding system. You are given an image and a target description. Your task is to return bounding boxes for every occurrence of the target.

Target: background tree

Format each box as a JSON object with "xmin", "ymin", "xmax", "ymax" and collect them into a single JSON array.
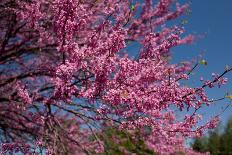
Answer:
[
  {"xmin": 192, "ymin": 118, "xmax": 232, "ymax": 155},
  {"xmin": 207, "ymin": 129, "xmax": 220, "ymax": 155},
  {"xmin": 96, "ymin": 124, "xmax": 156, "ymax": 155},
  {"xmin": 219, "ymin": 118, "xmax": 232, "ymax": 154},
  {"xmin": 0, "ymin": 0, "xmax": 231, "ymax": 154},
  {"xmin": 192, "ymin": 137, "xmax": 207, "ymax": 153}
]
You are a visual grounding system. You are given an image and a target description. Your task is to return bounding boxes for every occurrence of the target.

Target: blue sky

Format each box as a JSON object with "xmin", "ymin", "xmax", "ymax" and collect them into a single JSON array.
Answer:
[{"xmin": 172, "ymin": 0, "xmax": 232, "ymax": 126}]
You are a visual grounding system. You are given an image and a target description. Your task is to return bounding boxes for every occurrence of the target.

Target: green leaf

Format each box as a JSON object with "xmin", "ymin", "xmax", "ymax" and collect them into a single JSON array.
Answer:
[
  {"xmin": 131, "ymin": 5, "xmax": 135, "ymax": 11},
  {"xmin": 199, "ymin": 59, "xmax": 208, "ymax": 65},
  {"xmin": 181, "ymin": 20, "xmax": 188, "ymax": 25},
  {"xmin": 225, "ymin": 95, "xmax": 232, "ymax": 100}
]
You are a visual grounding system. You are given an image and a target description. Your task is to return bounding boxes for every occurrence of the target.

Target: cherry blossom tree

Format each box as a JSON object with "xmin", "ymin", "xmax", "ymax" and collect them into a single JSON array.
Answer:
[{"xmin": 0, "ymin": 0, "xmax": 231, "ymax": 154}]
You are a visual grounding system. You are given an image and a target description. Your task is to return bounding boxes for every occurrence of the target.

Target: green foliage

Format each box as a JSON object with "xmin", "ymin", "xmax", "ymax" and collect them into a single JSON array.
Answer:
[
  {"xmin": 192, "ymin": 137, "xmax": 208, "ymax": 153},
  {"xmin": 208, "ymin": 130, "xmax": 221, "ymax": 155},
  {"xmin": 220, "ymin": 118, "xmax": 232, "ymax": 154},
  {"xmin": 96, "ymin": 127, "xmax": 156, "ymax": 155},
  {"xmin": 192, "ymin": 118, "xmax": 232, "ymax": 155}
]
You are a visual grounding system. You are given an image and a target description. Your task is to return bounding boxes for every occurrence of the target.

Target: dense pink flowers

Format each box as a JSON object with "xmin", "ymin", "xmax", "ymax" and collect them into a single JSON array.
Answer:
[{"xmin": 0, "ymin": 0, "xmax": 231, "ymax": 154}]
